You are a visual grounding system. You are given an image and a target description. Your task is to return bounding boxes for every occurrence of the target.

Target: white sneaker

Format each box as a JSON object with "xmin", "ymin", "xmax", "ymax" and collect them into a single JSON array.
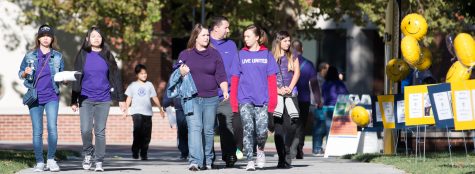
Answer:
[
  {"xmin": 33, "ymin": 162, "xmax": 45, "ymax": 172},
  {"xmin": 236, "ymin": 149, "xmax": 244, "ymax": 160},
  {"xmin": 246, "ymin": 161, "xmax": 255, "ymax": 171},
  {"xmin": 46, "ymin": 159, "xmax": 60, "ymax": 172},
  {"xmin": 82, "ymin": 155, "xmax": 92, "ymax": 170},
  {"xmin": 256, "ymin": 150, "xmax": 266, "ymax": 168},
  {"xmin": 94, "ymin": 162, "xmax": 104, "ymax": 172}
]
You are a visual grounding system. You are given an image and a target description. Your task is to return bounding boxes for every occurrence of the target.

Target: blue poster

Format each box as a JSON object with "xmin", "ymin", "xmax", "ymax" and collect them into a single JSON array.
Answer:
[{"xmin": 427, "ymin": 83, "xmax": 454, "ymax": 128}]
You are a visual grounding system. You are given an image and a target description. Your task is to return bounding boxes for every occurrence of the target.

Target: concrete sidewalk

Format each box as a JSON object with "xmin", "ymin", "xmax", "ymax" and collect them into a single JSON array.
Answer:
[{"xmin": 5, "ymin": 143, "xmax": 405, "ymax": 174}]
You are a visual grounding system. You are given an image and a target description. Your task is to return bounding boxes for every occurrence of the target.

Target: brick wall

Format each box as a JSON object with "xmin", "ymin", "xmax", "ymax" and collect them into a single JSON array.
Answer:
[{"xmin": 0, "ymin": 111, "xmax": 177, "ymax": 145}]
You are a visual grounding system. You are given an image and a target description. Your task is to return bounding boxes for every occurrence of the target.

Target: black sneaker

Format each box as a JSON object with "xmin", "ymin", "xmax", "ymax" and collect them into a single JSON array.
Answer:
[
  {"xmin": 132, "ymin": 153, "xmax": 139, "ymax": 159},
  {"xmin": 225, "ymin": 155, "xmax": 237, "ymax": 167},
  {"xmin": 141, "ymin": 156, "xmax": 148, "ymax": 160},
  {"xmin": 296, "ymin": 151, "xmax": 304, "ymax": 159}
]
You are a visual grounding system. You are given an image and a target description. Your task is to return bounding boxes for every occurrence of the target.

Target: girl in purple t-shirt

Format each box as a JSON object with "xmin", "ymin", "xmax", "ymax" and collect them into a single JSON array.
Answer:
[
  {"xmin": 18, "ymin": 24, "xmax": 64, "ymax": 172},
  {"xmin": 270, "ymin": 31, "xmax": 301, "ymax": 168},
  {"xmin": 230, "ymin": 24, "xmax": 278, "ymax": 171},
  {"xmin": 71, "ymin": 27, "xmax": 126, "ymax": 172}
]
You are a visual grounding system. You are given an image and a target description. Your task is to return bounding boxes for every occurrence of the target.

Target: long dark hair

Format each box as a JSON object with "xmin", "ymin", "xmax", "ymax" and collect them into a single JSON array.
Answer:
[
  {"xmin": 81, "ymin": 26, "xmax": 109, "ymax": 52},
  {"xmin": 187, "ymin": 23, "xmax": 209, "ymax": 49},
  {"xmin": 325, "ymin": 66, "xmax": 340, "ymax": 81},
  {"xmin": 243, "ymin": 24, "xmax": 268, "ymax": 45}
]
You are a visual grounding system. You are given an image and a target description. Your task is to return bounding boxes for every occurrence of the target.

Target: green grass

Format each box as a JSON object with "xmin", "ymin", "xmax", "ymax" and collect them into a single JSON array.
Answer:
[
  {"xmin": 342, "ymin": 152, "xmax": 475, "ymax": 174},
  {"xmin": 0, "ymin": 150, "xmax": 79, "ymax": 174}
]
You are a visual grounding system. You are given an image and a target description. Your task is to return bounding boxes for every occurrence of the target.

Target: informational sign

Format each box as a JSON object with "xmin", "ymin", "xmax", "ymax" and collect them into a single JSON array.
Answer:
[
  {"xmin": 394, "ymin": 94, "xmax": 406, "ymax": 129},
  {"xmin": 377, "ymin": 95, "xmax": 395, "ymax": 129},
  {"xmin": 427, "ymin": 83, "xmax": 454, "ymax": 128},
  {"xmin": 324, "ymin": 94, "xmax": 367, "ymax": 157},
  {"xmin": 404, "ymin": 85, "xmax": 435, "ymax": 126},
  {"xmin": 450, "ymin": 80, "xmax": 475, "ymax": 130}
]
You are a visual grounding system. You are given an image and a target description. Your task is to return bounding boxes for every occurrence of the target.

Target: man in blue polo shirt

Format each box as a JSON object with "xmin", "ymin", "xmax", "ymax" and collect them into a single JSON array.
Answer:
[
  {"xmin": 291, "ymin": 40, "xmax": 317, "ymax": 159},
  {"xmin": 209, "ymin": 16, "xmax": 241, "ymax": 167}
]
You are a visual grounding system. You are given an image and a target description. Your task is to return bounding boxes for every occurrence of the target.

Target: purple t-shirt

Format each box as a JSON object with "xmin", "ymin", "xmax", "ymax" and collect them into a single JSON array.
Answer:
[
  {"xmin": 296, "ymin": 55, "xmax": 317, "ymax": 102},
  {"xmin": 276, "ymin": 55, "xmax": 298, "ymax": 95},
  {"xmin": 231, "ymin": 49, "xmax": 279, "ymax": 105},
  {"xmin": 177, "ymin": 47, "xmax": 227, "ymax": 98},
  {"xmin": 322, "ymin": 80, "xmax": 349, "ymax": 106},
  {"xmin": 210, "ymin": 37, "xmax": 238, "ymax": 85},
  {"xmin": 81, "ymin": 51, "xmax": 111, "ymax": 102},
  {"xmin": 36, "ymin": 49, "xmax": 58, "ymax": 104}
]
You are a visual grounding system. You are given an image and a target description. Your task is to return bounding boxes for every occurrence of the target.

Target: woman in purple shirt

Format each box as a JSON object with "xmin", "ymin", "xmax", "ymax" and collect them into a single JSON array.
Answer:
[
  {"xmin": 178, "ymin": 23, "xmax": 228, "ymax": 171},
  {"xmin": 271, "ymin": 31, "xmax": 300, "ymax": 168},
  {"xmin": 320, "ymin": 66, "xmax": 348, "ymax": 151},
  {"xmin": 71, "ymin": 27, "xmax": 126, "ymax": 172},
  {"xmin": 18, "ymin": 24, "xmax": 64, "ymax": 172}
]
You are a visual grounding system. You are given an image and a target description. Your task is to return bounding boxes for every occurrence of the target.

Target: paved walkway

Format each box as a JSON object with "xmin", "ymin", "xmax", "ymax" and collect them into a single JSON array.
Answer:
[{"xmin": 7, "ymin": 143, "xmax": 405, "ymax": 174}]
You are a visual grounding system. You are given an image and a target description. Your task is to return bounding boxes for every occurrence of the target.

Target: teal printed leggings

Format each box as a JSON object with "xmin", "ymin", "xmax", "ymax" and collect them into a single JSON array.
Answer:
[{"xmin": 239, "ymin": 103, "xmax": 268, "ymax": 161}]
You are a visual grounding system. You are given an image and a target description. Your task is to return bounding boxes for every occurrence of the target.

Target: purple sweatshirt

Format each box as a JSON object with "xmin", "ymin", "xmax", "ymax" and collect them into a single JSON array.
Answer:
[
  {"xmin": 177, "ymin": 47, "xmax": 227, "ymax": 97},
  {"xmin": 36, "ymin": 49, "xmax": 58, "ymax": 104},
  {"xmin": 296, "ymin": 55, "xmax": 316, "ymax": 102},
  {"xmin": 81, "ymin": 51, "xmax": 111, "ymax": 102},
  {"xmin": 322, "ymin": 80, "xmax": 348, "ymax": 106}
]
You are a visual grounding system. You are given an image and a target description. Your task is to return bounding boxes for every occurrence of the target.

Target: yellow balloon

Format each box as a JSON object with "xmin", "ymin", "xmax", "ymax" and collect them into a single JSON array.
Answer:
[
  {"xmin": 446, "ymin": 61, "xmax": 471, "ymax": 83},
  {"xmin": 454, "ymin": 33, "xmax": 475, "ymax": 67},
  {"xmin": 415, "ymin": 47, "xmax": 432, "ymax": 71},
  {"xmin": 401, "ymin": 13, "xmax": 428, "ymax": 40},
  {"xmin": 350, "ymin": 106, "xmax": 370, "ymax": 127},
  {"xmin": 401, "ymin": 36, "xmax": 421, "ymax": 66},
  {"xmin": 386, "ymin": 58, "xmax": 410, "ymax": 81}
]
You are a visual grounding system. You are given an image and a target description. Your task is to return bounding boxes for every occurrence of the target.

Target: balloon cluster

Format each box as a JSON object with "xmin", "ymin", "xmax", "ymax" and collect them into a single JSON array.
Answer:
[
  {"xmin": 400, "ymin": 14, "xmax": 431, "ymax": 70},
  {"xmin": 446, "ymin": 33, "xmax": 475, "ymax": 82},
  {"xmin": 387, "ymin": 13, "xmax": 430, "ymax": 82}
]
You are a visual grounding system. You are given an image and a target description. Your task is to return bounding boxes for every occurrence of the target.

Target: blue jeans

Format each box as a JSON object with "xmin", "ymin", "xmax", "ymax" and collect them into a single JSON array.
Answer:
[
  {"xmin": 186, "ymin": 96, "xmax": 219, "ymax": 167},
  {"xmin": 312, "ymin": 106, "xmax": 334, "ymax": 153},
  {"xmin": 29, "ymin": 100, "xmax": 59, "ymax": 163}
]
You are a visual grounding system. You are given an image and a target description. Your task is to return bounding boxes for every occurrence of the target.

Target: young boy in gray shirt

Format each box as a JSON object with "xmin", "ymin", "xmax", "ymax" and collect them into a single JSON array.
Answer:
[{"xmin": 124, "ymin": 64, "xmax": 164, "ymax": 160}]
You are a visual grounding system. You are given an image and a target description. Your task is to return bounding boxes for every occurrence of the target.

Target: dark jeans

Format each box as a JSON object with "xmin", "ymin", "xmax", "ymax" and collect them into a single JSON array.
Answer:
[
  {"xmin": 274, "ymin": 97, "xmax": 299, "ymax": 165},
  {"xmin": 174, "ymin": 98, "xmax": 189, "ymax": 158},
  {"xmin": 131, "ymin": 114, "xmax": 152, "ymax": 158},
  {"xmin": 217, "ymin": 100, "xmax": 241, "ymax": 160},
  {"xmin": 292, "ymin": 101, "xmax": 310, "ymax": 156}
]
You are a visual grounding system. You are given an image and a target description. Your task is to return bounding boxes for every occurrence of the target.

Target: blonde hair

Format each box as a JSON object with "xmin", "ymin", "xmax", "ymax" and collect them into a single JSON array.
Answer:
[{"xmin": 272, "ymin": 31, "xmax": 294, "ymax": 71}]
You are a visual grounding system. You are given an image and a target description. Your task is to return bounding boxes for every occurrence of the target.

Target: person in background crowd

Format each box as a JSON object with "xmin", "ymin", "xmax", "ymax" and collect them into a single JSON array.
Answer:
[
  {"xmin": 290, "ymin": 40, "xmax": 317, "ymax": 159},
  {"xmin": 71, "ymin": 26, "xmax": 127, "ymax": 172},
  {"xmin": 18, "ymin": 24, "xmax": 64, "ymax": 172},
  {"xmin": 162, "ymin": 90, "xmax": 189, "ymax": 160},
  {"xmin": 319, "ymin": 66, "xmax": 349, "ymax": 154},
  {"xmin": 123, "ymin": 64, "xmax": 165, "ymax": 160},
  {"xmin": 310, "ymin": 62, "xmax": 329, "ymax": 156}
]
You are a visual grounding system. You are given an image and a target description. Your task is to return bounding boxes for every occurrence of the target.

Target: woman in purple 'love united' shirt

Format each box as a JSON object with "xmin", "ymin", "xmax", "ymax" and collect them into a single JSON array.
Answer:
[
  {"xmin": 71, "ymin": 27, "xmax": 126, "ymax": 172},
  {"xmin": 18, "ymin": 24, "xmax": 64, "ymax": 172},
  {"xmin": 177, "ymin": 23, "xmax": 229, "ymax": 171}
]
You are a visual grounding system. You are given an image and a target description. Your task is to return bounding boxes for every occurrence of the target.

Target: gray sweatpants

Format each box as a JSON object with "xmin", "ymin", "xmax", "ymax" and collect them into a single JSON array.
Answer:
[
  {"xmin": 79, "ymin": 99, "xmax": 112, "ymax": 162},
  {"xmin": 239, "ymin": 103, "xmax": 268, "ymax": 161}
]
